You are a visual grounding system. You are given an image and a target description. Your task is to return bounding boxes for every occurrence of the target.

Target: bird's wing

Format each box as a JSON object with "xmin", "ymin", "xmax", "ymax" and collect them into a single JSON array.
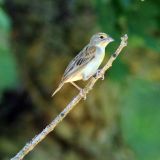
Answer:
[{"xmin": 62, "ymin": 45, "xmax": 96, "ymax": 81}]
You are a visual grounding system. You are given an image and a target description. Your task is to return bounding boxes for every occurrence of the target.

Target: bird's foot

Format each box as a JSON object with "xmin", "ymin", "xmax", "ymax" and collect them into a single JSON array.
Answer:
[
  {"xmin": 80, "ymin": 89, "xmax": 86, "ymax": 100},
  {"xmin": 70, "ymin": 82, "xmax": 86, "ymax": 100},
  {"xmin": 94, "ymin": 69, "xmax": 104, "ymax": 80}
]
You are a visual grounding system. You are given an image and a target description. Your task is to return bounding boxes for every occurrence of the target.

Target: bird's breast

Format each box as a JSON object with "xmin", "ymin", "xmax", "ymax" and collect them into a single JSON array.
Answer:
[{"xmin": 82, "ymin": 48, "xmax": 105, "ymax": 78}]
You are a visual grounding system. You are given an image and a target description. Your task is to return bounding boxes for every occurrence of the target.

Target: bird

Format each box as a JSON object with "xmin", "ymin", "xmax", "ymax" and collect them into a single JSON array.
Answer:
[{"xmin": 51, "ymin": 32, "xmax": 114, "ymax": 97}]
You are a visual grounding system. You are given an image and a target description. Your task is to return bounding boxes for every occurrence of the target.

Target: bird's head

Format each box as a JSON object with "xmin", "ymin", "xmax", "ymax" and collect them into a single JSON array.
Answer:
[{"xmin": 89, "ymin": 32, "xmax": 114, "ymax": 47}]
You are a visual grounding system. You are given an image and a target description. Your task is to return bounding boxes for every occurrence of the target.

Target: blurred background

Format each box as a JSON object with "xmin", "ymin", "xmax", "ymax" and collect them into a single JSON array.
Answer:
[{"xmin": 0, "ymin": 0, "xmax": 160, "ymax": 160}]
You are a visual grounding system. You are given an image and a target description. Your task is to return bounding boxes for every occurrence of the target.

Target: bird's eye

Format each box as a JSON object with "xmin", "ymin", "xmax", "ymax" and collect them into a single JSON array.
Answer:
[{"xmin": 100, "ymin": 36, "xmax": 104, "ymax": 39}]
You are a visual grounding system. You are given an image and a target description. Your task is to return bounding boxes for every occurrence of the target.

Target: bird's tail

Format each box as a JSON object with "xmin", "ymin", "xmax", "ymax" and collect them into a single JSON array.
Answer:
[{"xmin": 51, "ymin": 82, "xmax": 64, "ymax": 97}]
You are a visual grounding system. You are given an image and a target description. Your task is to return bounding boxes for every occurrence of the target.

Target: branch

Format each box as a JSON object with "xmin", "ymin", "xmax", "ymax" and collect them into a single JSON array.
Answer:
[{"xmin": 11, "ymin": 34, "xmax": 128, "ymax": 160}]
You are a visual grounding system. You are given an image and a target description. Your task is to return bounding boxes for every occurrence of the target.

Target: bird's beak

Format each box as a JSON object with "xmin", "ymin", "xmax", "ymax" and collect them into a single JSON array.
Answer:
[
  {"xmin": 107, "ymin": 37, "xmax": 114, "ymax": 42},
  {"xmin": 100, "ymin": 36, "xmax": 114, "ymax": 47}
]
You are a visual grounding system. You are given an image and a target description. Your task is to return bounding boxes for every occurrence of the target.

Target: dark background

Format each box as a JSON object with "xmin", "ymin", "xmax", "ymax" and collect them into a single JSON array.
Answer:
[{"xmin": 0, "ymin": 0, "xmax": 160, "ymax": 160}]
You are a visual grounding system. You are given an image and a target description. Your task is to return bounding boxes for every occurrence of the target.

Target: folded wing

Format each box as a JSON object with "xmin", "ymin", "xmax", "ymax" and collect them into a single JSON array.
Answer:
[{"xmin": 62, "ymin": 45, "xmax": 96, "ymax": 81}]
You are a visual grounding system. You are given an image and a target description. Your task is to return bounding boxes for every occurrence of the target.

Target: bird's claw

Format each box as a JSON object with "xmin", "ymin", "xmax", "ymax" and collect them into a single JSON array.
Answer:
[
  {"xmin": 94, "ymin": 69, "xmax": 104, "ymax": 80},
  {"xmin": 80, "ymin": 89, "xmax": 86, "ymax": 100},
  {"xmin": 101, "ymin": 74, "xmax": 105, "ymax": 80}
]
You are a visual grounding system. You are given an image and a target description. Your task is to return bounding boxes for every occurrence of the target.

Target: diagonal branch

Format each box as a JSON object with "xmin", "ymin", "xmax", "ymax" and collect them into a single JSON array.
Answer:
[{"xmin": 11, "ymin": 34, "xmax": 128, "ymax": 160}]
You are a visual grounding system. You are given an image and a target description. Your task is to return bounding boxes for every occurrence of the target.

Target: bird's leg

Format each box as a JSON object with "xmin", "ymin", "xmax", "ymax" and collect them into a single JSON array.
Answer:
[
  {"xmin": 70, "ymin": 82, "xmax": 82, "ymax": 90},
  {"xmin": 93, "ymin": 69, "xmax": 105, "ymax": 80},
  {"xmin": 70, "ymin": 82, "xmax": 86, "ymax": 100}
]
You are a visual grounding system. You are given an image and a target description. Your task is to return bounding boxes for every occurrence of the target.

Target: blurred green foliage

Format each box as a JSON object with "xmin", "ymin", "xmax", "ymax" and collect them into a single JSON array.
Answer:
[
  {"xmin": 121, "ymin": 79, "xmax": 160, "ymax": 160},
  {"xmin": 0, "ymin": 0, "xmax": 160, "ymax": 160},
  {"xmin": 94, "ymin": 0, "xmax": 160, "ymax": 51},
  {"xmin": 0, "ymin": 7, "xmax": 18, "ymax": 95}
]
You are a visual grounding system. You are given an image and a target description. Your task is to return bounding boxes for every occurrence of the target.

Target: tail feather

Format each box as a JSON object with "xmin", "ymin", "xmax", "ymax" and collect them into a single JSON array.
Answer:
[{"xmin": 51, "ymin": 82, "xmax": 64, "ymax": 97}]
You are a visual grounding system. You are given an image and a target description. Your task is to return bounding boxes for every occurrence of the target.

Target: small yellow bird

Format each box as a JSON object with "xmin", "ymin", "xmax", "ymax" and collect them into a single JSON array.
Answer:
[{"xmin": 52, "ymin": 33, "xmax": 114, "ymax": 97}]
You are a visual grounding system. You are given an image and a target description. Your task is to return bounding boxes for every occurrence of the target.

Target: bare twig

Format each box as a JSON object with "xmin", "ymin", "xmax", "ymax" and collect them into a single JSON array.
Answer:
[{"xmin": 11, "ymin": 34, "xmax": 128, "ymax": 160}]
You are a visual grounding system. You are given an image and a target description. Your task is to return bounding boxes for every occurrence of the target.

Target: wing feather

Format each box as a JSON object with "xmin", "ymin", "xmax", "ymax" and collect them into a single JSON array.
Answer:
[{"xmin": 62, "ymin": 45, "xmax": 96, "ymax": 81}]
